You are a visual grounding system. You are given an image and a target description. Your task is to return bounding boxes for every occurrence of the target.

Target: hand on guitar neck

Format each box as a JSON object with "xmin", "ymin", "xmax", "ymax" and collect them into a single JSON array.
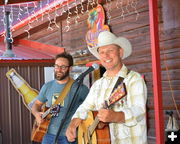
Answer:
[
  {"xmin": 34, "ymin": 111, "xmax": 44, "ymax": 126},
  {"xmin": 97, "ymin": 83, "xmax": 126, "ymax": 123},
  {"xmin": 97, "ymin": 109, "xmax": 125, "ymax": 123},
  {"xmin": 32, "ymin": 100, "xmax": 45, "ymax": 125}
]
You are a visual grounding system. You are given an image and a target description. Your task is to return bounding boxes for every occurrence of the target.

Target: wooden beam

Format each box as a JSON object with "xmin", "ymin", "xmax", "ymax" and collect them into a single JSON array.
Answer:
[
  {"xmin": 148, "ymin": 0, "xmax": 165, "ymax": 144},
  {"xmin": 15, "ymin": 39, "xmax": 65, "ymax": 55},
  {"xmin": 0, "ymin": 59, "xmax": 54, "ymax": 64}
]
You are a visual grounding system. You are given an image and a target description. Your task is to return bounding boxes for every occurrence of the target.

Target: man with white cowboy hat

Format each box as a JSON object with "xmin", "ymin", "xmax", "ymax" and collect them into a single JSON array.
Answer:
[
  {"xmin": 66, "ymin": 31, "xmax": 147, "ymax": 144},
  {"xmin": 88, "ymin": 30, "xmax": 132, "ymax": 60}
]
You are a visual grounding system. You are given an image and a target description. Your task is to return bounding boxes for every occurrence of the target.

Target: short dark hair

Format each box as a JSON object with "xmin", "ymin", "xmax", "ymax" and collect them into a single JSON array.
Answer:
[{"xmin": 55, "ymin": 52, "xmax": 73, "ymax": 66}]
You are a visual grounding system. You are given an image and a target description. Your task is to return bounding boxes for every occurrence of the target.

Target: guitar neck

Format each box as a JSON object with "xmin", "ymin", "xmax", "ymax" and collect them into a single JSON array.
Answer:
[{"xmin": 88, "ymin": 116, "xmax": 100, "ymax": 136}]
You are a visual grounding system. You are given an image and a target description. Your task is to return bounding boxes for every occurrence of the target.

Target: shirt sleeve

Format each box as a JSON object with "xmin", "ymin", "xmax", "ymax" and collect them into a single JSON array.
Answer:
[
  {"xmin": 122, "ymin": 72, "xmax": 147, "ymax": 127},
  {"xmin": 36, "ymin": 83, "xmax": 48, "ymax": 103}
]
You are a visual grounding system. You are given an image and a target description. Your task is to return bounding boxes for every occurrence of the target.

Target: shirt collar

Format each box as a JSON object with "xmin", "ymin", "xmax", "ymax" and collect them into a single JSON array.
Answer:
[{"xmin": 103, "ymin": 64, "xmax": 128, "ymax": 79}]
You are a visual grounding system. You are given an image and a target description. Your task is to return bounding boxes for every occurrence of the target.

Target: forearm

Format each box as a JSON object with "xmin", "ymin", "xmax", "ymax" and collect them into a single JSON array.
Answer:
[
  {"xmin": 66, "ymin": 118, "xmax": 82, "ymax": 142},
  {"xmin": 69, "ymin": 118, "xmax": 82, "ymax": 128},
  {"xmin": 98, "ymin": 109, "xmax": 125, "ymax": 123},
  {"xmin": 31, "ymin": 100, "xmax": 43, "ymax": 118},
  {"xmin": 112, "ymin": 111, "xmax": 125, "ymax": 123},
  {"xmin": 32, "ymin": 103, "xmax": 41, "ymax": 116}
]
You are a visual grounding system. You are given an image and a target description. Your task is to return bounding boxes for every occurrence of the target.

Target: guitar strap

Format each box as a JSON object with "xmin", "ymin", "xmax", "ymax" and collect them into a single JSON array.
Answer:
[
  {"xmin": 111, "ymin": 69, "xmax": 130, "ymax": 94},
  {"xmin": 53, "ymin": 78, "xmax": 74, "ymax": 106}
]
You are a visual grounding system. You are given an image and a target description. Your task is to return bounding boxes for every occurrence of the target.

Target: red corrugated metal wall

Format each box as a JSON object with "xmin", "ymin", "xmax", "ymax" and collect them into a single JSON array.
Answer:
[{"xmin": 0, "ymin": 61, "xmax": 53, "ymax": 144}]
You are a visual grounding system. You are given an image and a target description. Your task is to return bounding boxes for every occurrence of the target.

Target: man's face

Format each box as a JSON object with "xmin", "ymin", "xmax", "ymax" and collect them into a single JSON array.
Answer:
[
  {"xmin": 98, "ymin": 44, "xmax": 123, "ymax": 71},
  {"xmin": 54, "ymin": 57, "xmax": 70, "ymax": 81}
]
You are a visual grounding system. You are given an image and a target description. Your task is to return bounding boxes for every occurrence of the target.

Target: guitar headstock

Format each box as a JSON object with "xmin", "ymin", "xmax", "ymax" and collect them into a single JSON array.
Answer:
[
  {"xmin": 50, "ymin": 104, "xmax": 61, "ymax": 117},
  {"xmin": 106, "ymin": 83, "xmax": 127, "ymax": 107}
]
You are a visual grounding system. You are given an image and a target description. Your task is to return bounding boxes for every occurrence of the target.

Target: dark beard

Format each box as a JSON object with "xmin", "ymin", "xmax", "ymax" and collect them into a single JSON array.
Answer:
[{"xmin": 55, "ymin": 71, "xmax": 69, "ymax": 81}]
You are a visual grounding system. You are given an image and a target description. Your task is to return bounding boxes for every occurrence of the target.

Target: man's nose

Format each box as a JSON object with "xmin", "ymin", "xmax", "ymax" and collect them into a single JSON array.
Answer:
[{"xmin": 103, "ymin": 52, "xmax": 110, "ymax": 57}]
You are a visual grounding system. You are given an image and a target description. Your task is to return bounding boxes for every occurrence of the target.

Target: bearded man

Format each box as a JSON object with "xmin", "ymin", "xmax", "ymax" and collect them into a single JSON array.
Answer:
[{"xmin": 32, "ymin": 52, "xmax": 89, "ymax": 144}]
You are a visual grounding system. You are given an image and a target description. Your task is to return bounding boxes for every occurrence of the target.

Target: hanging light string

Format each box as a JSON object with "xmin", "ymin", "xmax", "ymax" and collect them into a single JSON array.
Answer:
[
  {"xmin": 106, "ymin": 0, "xmax": 112, "ymax": 25},
  {"xmin": 61, "ymin": 2, "xmax": 67, "ymax": 15},
  {"xmin": 17, "ymin": 4, "xmax": 23, "ymax": 22},
  {"xmin": 131, "ymin": 0, "xmax": 139, "ymax": 20},
  {"xmin": 44, "ymin": 0, "xmax": 53, "ymax": 31},
  {"xmin": 47, "ymin": 10, "xmax": 54, "ymax": 30},
  {"xmin": 1, "ymin": 6, "xmax": 6, "ymax": 39},
  {"xmin": 90, "ymin": 0, "xmax": 96, "ymax": 9},
  {"xmin": 31, "ymin": 2, "xmax": 38, "ymax": 22},
  {"xmin": 53, "ymin": 0, "xmax": 60, "ymax": 28},
  {"xmin": 74, "ymin": 0, "xmax": 80, "ymax": 25},
  {"xmin": 120, "ymin": 0, "xmax": 125, "ymax": 19},
  {"xmin": 40, "ymin": 0, "xmax": 44, "ymax": 21},
  {"xmin": 125, "ymin": 0, "xmax": 130, "ymax": 15},
  {"xmin": 116, "ymin": 0, "xmax": 121, "ymax": 8},
  {"xmin": 24, "ymin": 3, "xmax": 33, "ymax": 38},
  {"xmin": 80, "ymin": 0, "xmax": 85, "ymax": 14},
  {"xmin": 4, "ymin": 0, "xmax": 8, "ymax": 5},
  {"xmin": 2, "ymin": 5, "xmax": 6, "ymax": 30},
  {"xmin": 1, "ymin": 0, "xmax": 141, "ymax": 39},
  {"xmin": 64, "ymin": 0, "xmax": 72, "ymax": 32},
  {"xmin": 86, "ymin": 0, "xmax": 90, "ymax": 13}
]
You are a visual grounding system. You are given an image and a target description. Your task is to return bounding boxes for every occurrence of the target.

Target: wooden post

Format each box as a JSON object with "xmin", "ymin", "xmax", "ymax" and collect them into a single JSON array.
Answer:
[{"xmin": 148, "ymin": 0, "xmax": 165, "ymax": 143}]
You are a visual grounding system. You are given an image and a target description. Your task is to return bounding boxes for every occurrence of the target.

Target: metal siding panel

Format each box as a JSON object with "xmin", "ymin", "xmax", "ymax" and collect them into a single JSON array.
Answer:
[
  {"xmin": 0, "ymin": 62, "xmax": 50, "ymax": 144},
  {"xmin": 0, "ymin": 67, "xmax": 12, "ymax": 144}
]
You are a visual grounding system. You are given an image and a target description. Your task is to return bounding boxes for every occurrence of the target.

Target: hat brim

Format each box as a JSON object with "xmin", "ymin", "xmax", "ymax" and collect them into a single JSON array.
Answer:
[{"xmin": 88, "ymin": 37, "xmax": 132, "ymax": 59}]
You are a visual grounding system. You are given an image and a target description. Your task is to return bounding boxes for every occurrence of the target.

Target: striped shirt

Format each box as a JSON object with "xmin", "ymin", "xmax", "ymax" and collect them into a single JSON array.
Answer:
[{"xmin": 72, "ymin": 65, "xmax": 147, "ymax": 144}]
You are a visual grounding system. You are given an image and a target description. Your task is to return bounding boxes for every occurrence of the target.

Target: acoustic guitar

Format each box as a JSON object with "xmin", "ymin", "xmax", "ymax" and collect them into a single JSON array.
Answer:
[
  {"xmin": 31, "ymin": 104, "xmax": 60, "ymax": 142},
  {"xmin": 78, "ymin": 83, "xmax": 127, "ymax": 144}
]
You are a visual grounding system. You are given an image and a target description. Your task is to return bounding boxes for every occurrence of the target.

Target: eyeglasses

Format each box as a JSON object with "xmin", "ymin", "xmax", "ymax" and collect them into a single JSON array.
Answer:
[{"xmin": 54, "ymin": 64, "xmax": 70, "ymax": 70}]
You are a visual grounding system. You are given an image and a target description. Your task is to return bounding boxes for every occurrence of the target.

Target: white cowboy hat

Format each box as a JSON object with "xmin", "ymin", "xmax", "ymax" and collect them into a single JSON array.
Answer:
[{"xmin": 88, "ymin": 31, "xmax": 132, "ymax": 59}]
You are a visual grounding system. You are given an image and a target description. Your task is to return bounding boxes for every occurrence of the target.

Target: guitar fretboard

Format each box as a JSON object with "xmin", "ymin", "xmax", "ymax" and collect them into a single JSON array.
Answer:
[{"xmin": 89, "ymin": 116, "xmax": 99, "ymax": 135}]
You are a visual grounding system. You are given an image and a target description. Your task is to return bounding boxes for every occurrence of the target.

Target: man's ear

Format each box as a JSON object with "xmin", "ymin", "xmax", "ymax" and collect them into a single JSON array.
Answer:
[
  {"xmin": 119, "ymin": 48, "xmax": 124, "ymax": 58},
  {"xmin": 69, "ymin": 66, "xmax": 73, "ymax": 71}
]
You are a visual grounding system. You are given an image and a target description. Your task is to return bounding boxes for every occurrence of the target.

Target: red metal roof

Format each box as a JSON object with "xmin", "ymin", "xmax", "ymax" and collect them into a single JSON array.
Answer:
[{"xmin": 0, "ymin": 38, "xmax": 64, "ymax": 60}]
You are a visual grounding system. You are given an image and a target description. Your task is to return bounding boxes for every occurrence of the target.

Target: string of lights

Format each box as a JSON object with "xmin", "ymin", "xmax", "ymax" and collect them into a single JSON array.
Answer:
[{"xmin": 0, "ymin": 0, "xmax": 140, "ymax": 38}]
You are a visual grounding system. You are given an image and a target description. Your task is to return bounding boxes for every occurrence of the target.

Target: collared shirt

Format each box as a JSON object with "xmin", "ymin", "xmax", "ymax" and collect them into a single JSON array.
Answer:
[{"xmin": 72, "ymin": 65, "xmax": 147, "ymax": 144}]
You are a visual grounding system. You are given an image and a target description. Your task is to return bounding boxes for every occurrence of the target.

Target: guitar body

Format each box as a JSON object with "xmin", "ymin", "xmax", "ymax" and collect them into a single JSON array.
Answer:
[
  {"xmin": 31, "ymin": 104, "xmax": 60, "ymax": 142},
  {"xmin": 31, "ymin": 119, "xmax": 50, "ymax": 142},
  {"xmin": 78, "ymin": 111, "xmax": 111, "ymax": 144},
  {"xmin": 78, "ymin": 81, "xmax": 126, "ymax": 144}
]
